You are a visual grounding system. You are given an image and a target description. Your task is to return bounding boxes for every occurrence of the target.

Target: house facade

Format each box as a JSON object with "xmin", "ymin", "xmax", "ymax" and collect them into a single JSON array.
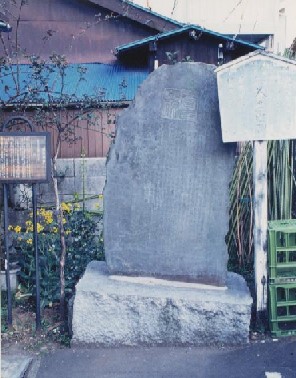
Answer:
[
  {"xmin": 116, "ymin": 24, "xmax": 263, "ymax": 71},
  {"xmin": 0, "ymin": 0, "xmax": 181, "ymax": 64},
  {"xmin": 1, "ymin": 0, "xmax": 263, "ymax": 160}
]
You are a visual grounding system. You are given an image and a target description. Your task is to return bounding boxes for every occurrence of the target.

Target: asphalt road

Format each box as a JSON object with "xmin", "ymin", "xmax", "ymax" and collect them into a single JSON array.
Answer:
[{"xmin": 32, "ymin": 339, "xmax": 296, "ymax": 378}]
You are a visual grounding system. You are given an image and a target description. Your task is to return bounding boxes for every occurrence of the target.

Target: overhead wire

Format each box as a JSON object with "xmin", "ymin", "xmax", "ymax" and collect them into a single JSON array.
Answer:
[{"xmin": 171, "ymin": 0, "xmax": 178, "ymax": 17}]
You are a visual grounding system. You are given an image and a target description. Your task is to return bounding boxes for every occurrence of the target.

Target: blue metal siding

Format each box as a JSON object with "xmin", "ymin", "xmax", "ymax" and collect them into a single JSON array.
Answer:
[{"xmin": 0, "ymin": 63, "xmax": 149, "ymax": 104}]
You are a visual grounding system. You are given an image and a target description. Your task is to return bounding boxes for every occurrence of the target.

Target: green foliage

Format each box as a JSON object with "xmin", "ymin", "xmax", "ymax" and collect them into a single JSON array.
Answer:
[
  {"xmin": 1, "ymin": 291, "xmax": 11, "ymax": 333},
  {"xmin": 10, "ymin": 204, "xmax": 104, "ymax": 308},
  {"xmin": 227, "ymin": 142, "xmax": 254, "ymax": 273},
  {"xmin": 268, "ymin": 140, "xmax": 296, "ymax": 220},
  {"xmin": 64, "ymin": 208, "xmax": 104, "ymax": 290},
  {"xmin": 17, "ymin": 232, "xmax": 60, "ymax": 308},
  {"xmin": 228, "ymin": 141, "xmax": 296, "ymax": 280}
]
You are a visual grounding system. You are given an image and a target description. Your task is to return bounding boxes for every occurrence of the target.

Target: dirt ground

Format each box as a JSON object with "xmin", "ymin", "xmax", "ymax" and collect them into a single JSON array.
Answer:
[{"xmin": 1, "ymin": 302, "xmax": 70, "ymax": 356}]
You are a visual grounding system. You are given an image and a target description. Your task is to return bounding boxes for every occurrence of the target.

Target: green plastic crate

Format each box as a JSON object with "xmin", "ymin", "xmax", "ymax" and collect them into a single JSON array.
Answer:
[
  {"xmin": 268, "ymin": 220, "xmax": 296, "ymax": 249},
  {"xmin": 268, "ymin": 247, "xmax": 296, "ymax": 281},
  {"xmin": 268, "ymin": 220, "xmax": 296, "ymax": 281},
  {"xmin": 269, "ymin": 283, "xmax": 296, "ymax": 336},
  {"xmin": 269, "ymin": 319, "xmax": 296, "ymax": 337},
  {"xmin": 269, "ymin": 275, "xmax": 296, "ymax": 284}
]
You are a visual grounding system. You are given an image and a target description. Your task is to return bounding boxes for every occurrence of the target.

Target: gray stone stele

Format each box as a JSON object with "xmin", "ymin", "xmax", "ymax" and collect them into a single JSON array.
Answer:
[
  {"xmin": 104, "ymin": 62, "xmax": 235, "ymax": 286},
  {"xmin": 72, "ymin": 261, "xmax": 253, "ymax": 346}
]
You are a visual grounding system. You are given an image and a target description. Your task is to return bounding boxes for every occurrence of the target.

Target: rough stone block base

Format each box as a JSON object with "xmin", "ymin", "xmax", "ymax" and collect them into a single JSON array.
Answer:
[{"xmin": 72, "ymin": 261, "xmax": 253, "ymax": 346}]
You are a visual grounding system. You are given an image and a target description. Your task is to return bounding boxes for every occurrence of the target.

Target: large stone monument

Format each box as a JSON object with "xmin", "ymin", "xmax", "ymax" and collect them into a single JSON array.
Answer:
[
  {"xmin": 104, "ymin": 63, "xmax": 233, "ymax": 286},
  {"xmin": 72, "ymin": 63, "xmax": 252, "ymax": 346}
]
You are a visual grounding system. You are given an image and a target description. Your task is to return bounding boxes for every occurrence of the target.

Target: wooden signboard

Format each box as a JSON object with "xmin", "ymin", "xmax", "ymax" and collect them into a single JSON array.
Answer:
[
  {"xmin": 216, "ymin": 51, "xmax": 296, "ymax": 142},
  {"xmin": 216, "ymin": 50, "xmax": 296, "ymax": 316},
  {"xmin": 0, "ymin": 132, "xmax": 51, "ymax": 183}
]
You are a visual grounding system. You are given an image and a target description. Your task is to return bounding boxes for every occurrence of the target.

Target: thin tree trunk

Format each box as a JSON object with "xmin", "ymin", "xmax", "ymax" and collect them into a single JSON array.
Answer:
[{"xmin": 51, "ymin": 139, "xmax": 67, "ymax": 324}]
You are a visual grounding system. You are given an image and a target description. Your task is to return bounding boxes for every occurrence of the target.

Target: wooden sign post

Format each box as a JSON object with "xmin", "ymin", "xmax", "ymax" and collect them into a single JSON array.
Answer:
[
  {"xmin": 253, "ymin": 140, "xmax": 268, "ymax": 312},
  {"xmin": 216, "ymin": 51, "xmax": 296, "ymax": 318},
  {"xmin": 0, "ymin": 117, "xmax": 51, "ymax": 331}
]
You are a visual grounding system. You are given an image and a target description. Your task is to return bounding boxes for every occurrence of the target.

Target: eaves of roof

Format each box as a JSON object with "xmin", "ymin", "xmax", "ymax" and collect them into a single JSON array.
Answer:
[
  {"xmin": 0, "ymin": 63, "xmax": 149, "ymax": 105},
  {"xmin": 85, "ymin": 0, "xmax": 183, "ymax": 31},
  {"xmin": 115, "ymin": 24, "xmax": 265, "ymax": 55},
  {"xmin": 226, "ymin": 34, "xmax": 272, "ymax": 45}
]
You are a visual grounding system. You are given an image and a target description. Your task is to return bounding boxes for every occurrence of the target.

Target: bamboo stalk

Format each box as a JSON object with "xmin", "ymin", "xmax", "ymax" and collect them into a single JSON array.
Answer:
[{"xmin": 228, "ymin": 139, "xmax": 296, "ymax": 275}]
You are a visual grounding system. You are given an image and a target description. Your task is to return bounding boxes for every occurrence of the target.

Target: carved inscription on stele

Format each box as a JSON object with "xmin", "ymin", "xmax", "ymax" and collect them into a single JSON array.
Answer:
[{"xmin": 161, "ymin": 88, "xmax": 196, "ymax": 121}]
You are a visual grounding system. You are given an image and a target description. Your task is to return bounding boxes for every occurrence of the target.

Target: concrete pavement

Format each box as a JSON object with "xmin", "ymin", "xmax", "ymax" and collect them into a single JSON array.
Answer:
[
  {"xmin": 1, "ymin": 354, "xmax": 32, "ymax": 378},
  {"xmin": 29, "ymin": 338, "xmax": 296, "ymax": 378},
  {"xmin": 2, "ymin": 338, "xmax": 296, "ymax": 378}
]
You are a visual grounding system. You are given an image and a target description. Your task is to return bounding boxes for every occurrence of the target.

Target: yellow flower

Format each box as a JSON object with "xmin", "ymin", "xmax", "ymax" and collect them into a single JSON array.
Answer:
[
  {"xmin": 65, "ymin": 229, "xmax": 71, "ymax": 235},
  {"xmin": 62, "ymin": 218, "xmax": 67, "ymax": 224},
  {"xmin": 99, "ymin": 194, "xmax": 104, "ymax": 199},
  {"xmin": 44, "ymin": 214, "xmax": 53, "ymax": 224},
  {"xmin": 40, "ymin": 208, "xmax": 54, "ymax": 224},
  {"xmin": 26, "ymin": 220, "xmax": 33, "ymax": 232},
  {"xmin": 61, "ymin": 202, "xmax": 71, "ymax": 213},
  {"xmin": 52, "ymin": 227, "xmax": 58, "ymax": 233},
  {"xmin": 8, "ymin": 225, "xmax": 14, "ymax": 231},
  {"xmin": 27, "ymin": 238, "xmax": 33, "ymax": 245},
  {"xmin": 14, "ymin": 225, "xmax": 22, "ymax": 233},
  {"xmin": 37, "ymin": 223, "xmax": 44, "ymax": 233},
  {"xmin": 25, "ymin": 221, "xmax": 44, "ymax": 233}
]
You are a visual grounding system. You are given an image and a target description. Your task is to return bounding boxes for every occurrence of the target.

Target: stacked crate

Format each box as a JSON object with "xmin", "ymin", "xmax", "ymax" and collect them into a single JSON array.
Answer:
[{"xmin": 268, "ymin": 220, "xmax": 296, "ymax": 337}]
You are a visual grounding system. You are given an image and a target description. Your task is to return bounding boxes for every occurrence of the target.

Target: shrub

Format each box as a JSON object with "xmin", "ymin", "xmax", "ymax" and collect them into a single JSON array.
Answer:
[{"xmin": 9, "ymin": 203, "xmax": 104, "ymax": 308}]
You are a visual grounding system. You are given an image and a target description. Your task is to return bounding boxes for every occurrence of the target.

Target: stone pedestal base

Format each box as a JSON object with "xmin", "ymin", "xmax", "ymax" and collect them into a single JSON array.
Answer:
[{"xmin": 72, "ymin": 261, "xmax": 253, "ymax": 346}]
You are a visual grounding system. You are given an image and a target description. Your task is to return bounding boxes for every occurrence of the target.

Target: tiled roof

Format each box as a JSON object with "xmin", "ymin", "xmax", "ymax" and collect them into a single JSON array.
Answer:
[
  {"xmin": 0, "ymin": 63, "xmax": 149, "ymax": 105},
  {"xmin": 115, "ymin": 25, "xmax": 265, "ymax": 54}
]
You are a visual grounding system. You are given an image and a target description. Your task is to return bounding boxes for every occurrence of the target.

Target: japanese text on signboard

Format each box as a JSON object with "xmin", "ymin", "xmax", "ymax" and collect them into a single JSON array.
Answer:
[{"xmin": 0, "ymin": 133, "xmax": 51, "ymax": 182}]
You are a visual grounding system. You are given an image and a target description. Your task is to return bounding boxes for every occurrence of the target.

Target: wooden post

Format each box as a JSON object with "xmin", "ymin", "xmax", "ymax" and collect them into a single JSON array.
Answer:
[{"xmin": 253, "ymin": 140, "xmax": 268, "ymax": 315}]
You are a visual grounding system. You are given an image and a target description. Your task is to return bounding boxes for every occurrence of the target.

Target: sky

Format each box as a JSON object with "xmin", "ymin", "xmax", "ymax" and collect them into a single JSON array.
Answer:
[{"xmin": 132, "ymin": 0, "xmax": 296, "ymax": 49}]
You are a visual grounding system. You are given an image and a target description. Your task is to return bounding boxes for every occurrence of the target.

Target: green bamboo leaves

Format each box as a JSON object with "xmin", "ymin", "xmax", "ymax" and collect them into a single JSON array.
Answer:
[
  {"xmin": 228, "ymin": 140, "xmax": 296, "ymax": 273},
  {"xmin": 268, "ymin": 140, "xmax": 295, "ymax": 221}
]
